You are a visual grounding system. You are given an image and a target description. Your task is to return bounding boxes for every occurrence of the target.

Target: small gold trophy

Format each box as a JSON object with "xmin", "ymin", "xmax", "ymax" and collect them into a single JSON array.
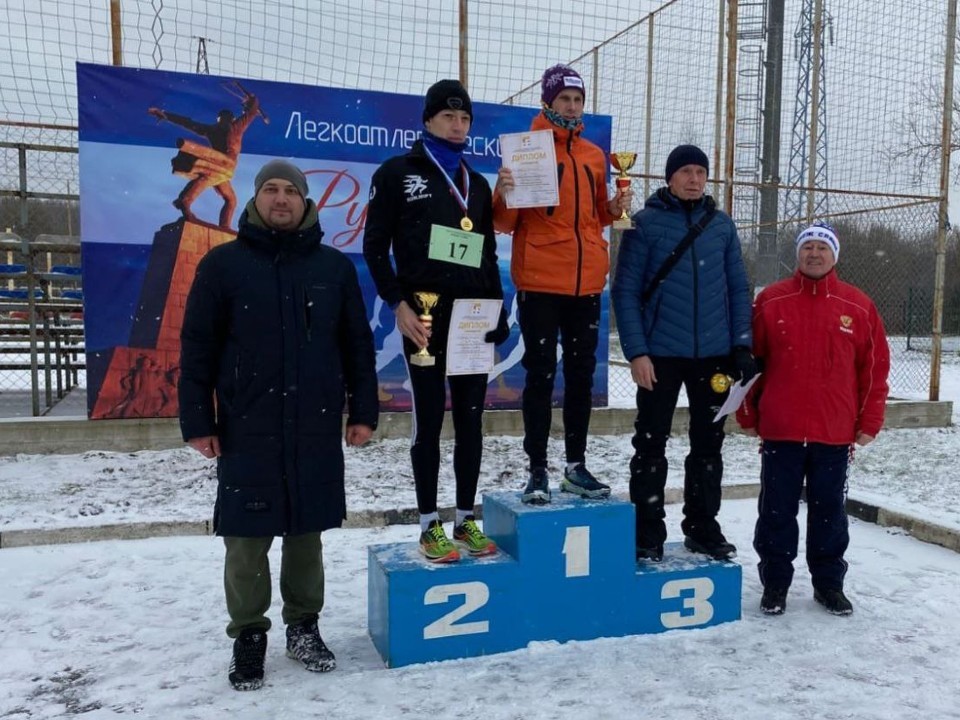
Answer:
[
  {"xmin": 410, "ymin": 291, "xmax": 440, "ymax": 367},
  {"xmin": 610, "ymin": 152, "xmax": 637, "ymax": 229}
]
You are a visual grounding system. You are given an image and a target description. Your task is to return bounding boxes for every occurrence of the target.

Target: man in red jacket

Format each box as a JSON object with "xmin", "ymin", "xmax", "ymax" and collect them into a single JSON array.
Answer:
[{"xmin": 737, "ymin": 222, "xmax": 890, "ymax": 617}]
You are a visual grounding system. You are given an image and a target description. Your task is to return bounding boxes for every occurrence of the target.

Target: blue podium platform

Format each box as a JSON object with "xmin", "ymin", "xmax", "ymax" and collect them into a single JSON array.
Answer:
[{"xmin": 368, "ymin": 491, "xmax": 741, "ymax": 668}]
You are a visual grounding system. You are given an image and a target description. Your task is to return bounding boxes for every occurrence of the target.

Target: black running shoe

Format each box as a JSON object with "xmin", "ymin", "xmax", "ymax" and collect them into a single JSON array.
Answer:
[
  {"xmin": 760, "ymin": 586, "xmax": 788, "ymax": 615},
  {"xmin": 636, "ymin": 546, "xmax": 664, "ymax": 563},
  {"xmin": 560, "ymin": 464, "xmax": 611, "ymax": 499},
  {"xmin": 229, "ymin": 628, "xmax": 267, "ymax": 691},
  {"xmin": 814, "ymin": 587, "xmax": 853, "ymax": 616},
  {"xmin": 683, "ymin": 534, "xmax": 737, "ymax": 561},
  {"xmin": 522, "ymin": 466, "xmax": 551, "ymax": 505}
]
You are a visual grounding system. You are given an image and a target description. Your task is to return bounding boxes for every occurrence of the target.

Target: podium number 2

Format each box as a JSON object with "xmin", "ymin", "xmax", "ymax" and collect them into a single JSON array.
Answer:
[
  {"xmin": 422, "ymin": 582, "xmax": 490, "ymax": 640},
  {"xmin": 659, "ymin": 578, "xmax": 715, "ymax": 629}
]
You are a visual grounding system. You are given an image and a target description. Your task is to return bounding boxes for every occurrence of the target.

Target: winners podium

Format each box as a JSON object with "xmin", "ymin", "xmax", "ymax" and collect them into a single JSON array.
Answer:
[{"xmin": 368, "ymin": 491, "xmax": 741, "ymax": 668}]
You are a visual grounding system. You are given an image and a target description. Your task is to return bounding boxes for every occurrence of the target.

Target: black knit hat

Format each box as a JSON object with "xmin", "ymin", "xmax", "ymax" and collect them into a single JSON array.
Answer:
[
  {"xmin": 422, "ymin": 79, "xmax": 473, "ymax": 123},
  {"xmin": 665, "ymin": 144, "xmax": 709, "ymax": 182},
  {"xmin": 254, "ymin": 159, "xmax": 309, "ymax": 198}
]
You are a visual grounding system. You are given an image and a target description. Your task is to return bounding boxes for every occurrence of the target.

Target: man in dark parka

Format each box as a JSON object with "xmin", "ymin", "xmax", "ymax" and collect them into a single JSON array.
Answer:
[{"xmin": 179, "ymin": 159, "xmax": 378, "ymax": 691}]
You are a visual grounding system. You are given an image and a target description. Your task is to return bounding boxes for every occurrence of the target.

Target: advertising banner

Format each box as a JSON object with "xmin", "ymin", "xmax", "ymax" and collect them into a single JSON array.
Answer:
[{"xmin": 77, "ymin": 63, "xmax": 612, "ymax": 419}]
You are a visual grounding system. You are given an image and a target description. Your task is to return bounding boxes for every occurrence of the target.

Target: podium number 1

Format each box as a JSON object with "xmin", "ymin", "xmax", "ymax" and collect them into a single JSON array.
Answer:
[{"xmin": 563, "ymin": 526, "xmax": 590, "ymax": 577}]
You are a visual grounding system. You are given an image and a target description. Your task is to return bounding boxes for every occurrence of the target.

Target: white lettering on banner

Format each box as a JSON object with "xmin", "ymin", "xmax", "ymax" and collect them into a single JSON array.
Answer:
[
  {"xmin": 464, "ymin": 136, "xmax": 501, "ymax": 158},
  {"xmin": 284, "ymin": 112, "xmax": 388, "ymax": 147},
  {"xmin": 283, "ymin": 117, "xmax": 499, "ymax": 156}
]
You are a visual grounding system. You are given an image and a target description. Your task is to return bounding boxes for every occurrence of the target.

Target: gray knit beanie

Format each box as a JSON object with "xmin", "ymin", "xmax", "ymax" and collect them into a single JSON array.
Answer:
[{"xmin": 254, "ymin": 159, "xmax": 309, "ymax": 198}]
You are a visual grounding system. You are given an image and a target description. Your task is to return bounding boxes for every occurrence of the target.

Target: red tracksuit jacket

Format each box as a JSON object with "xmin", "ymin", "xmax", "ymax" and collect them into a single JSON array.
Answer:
[{"xmin": 736, "ymin": 269, "xmax": 890, "ymax": 444}]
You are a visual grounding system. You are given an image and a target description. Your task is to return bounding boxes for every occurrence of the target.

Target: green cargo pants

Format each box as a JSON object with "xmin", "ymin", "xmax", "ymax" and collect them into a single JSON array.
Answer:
[{"xmin": 223, "ymin": 532, "xmax": 324, "ymax": 638}]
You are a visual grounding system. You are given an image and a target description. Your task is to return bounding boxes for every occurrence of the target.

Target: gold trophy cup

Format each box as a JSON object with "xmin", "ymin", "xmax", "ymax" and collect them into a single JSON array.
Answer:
[
  {"xmin": 610, "ymin": 152, "xmax": 637, "ymax": 229},
  {"xmin": 409, "ymin": 291, "xmax": 440, "ymax": 367}
]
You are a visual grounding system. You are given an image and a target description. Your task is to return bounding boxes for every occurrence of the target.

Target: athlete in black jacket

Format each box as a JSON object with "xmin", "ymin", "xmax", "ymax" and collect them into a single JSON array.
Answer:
[{"xmin": 363, "ymin": 79, "xmax": 509, "ymax": 563}]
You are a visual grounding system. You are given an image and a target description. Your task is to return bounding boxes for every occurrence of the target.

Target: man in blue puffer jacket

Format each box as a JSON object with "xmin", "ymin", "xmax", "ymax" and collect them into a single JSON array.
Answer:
[{"xmin": 612, "ymin": 144, "xmax": 755, "ymax": 562}]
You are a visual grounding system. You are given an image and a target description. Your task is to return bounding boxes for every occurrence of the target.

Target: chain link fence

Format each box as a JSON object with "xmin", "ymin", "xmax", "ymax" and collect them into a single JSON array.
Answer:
[{"xmin": 0, "ymin": 0, "xmax": 955, "ymax": 410}]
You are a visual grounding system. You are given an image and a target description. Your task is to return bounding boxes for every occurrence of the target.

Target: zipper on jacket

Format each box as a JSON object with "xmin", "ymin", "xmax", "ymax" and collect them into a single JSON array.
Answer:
[
  {"xmin": 547, "ymin": 164, "xmax": 565, "ymax": 217},
  {"xmin": 567, "ymin": 132, "xmax": 585, "ymax": 296},
  {"xmin": 585, "ymin": 166, "xmax": 597, "ymax": 218},
  {"xmin": 303, "ymin": 287, "xmax": 313, "ymax": 343},
  {"xmin": 686, "ymin": 206, "xmax": 700, "ymax": 358}
]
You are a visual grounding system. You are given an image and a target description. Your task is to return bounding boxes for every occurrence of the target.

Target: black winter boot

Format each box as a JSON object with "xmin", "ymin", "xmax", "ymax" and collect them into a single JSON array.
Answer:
[
  {"xmin": 229, "ymin": 628, "xmax": 267, "ymax": 691},
  {"xmin": 286, "ymin": 619, "xmax": 336, "ymax": 672},
  {"xmin": 760, "ymin": 586, "xmax": 788, "ymax": 615},
  {"xmin": 814, "ymin": 587, "xmax": 853, "ymax": 616}
]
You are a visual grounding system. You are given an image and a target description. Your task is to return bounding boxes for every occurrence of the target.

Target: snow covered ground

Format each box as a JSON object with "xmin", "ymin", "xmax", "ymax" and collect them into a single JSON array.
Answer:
[
  {"xmin": 1, "ymin": 351, "xmax": 959, "ymax": 718},
  {"xmin": 3, "ymin": 503, "xmax": 959, "ymax": 719}
]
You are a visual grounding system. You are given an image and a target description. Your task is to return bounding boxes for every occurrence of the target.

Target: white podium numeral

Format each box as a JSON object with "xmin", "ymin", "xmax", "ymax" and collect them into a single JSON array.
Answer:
[
  {"xmin": 659, "ymin": 577, "xmax": 715, "ymax": 629},
  {"xmin": 562, "ymin": 526, "xmax": 590, "ymax": 577},
  {"xmin": 422, "ymin": 582, "xmax": 490, "ymax": 639}
]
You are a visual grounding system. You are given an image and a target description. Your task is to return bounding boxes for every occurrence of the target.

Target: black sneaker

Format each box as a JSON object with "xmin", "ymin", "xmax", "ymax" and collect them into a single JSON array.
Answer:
[
  {"xmin": 229, "ymin": 628, "xmax": 267, "ymax": 691},
  {"xmin": 684, "ymin": 534, "xmax": 737, "ymax": 561},
  {"xmin": 560, "ymin": 464, "xmax": 611, "ymax": 499},
  {"xmin": 760, "ymin": 586, "xmax": 788, "ymax": 615},
  {"xmin": 636, "ymin": 546, "xmax": 664, "ymax": 563},
  {"xmin": 814, "ymin": 587, "xmax": 853, "ymax": 616},
  {"xmin": 522, "ymin": 467, "xmax": 551, "ymax": 505},
  {"xmin": 286, "ymin": 619, "xmax": 337, "ymax": 672}
]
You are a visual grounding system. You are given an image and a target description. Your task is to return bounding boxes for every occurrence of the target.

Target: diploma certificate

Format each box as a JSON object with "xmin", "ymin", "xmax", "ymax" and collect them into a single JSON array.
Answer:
[
  {"xmin": 445, "ymin": 298, "xmax": 503, "ymax": 376},
  {"xmin": 499, "ymin": 129, "xmax": 559, "ymax": 209}
]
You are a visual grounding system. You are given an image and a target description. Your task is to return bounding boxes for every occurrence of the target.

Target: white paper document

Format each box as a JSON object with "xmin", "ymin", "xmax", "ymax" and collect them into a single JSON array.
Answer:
[
  {"xmin": 445, "ymin": 298, "xmax": 503, "ymax": 376},
  {"xmin": 712, "ymin": 374, "xmax": 761, "ymax": 423},
  {"xmin": 498, "ymin": 129, "xmax": 559, "ymax": 209}
]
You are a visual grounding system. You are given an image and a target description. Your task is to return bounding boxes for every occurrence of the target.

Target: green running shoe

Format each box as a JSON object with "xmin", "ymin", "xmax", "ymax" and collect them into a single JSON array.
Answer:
[
  {"xmin": 452, "ymin": 516, "xmax": 497, "ymax": 556},
  {"xmin": 419, "ymin": 520, "xmax": 460, "ymax": 563}
]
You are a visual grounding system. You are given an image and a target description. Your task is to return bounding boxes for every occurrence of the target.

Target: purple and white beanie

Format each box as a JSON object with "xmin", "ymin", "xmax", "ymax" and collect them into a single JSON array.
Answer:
[{"xmin": 541, "ymin": 64, "xmax": 585, "ymax": 106}]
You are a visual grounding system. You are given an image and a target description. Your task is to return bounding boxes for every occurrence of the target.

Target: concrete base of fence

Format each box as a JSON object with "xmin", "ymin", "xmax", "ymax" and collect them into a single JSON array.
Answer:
[
  {"xmin": 4, "ymin": 484, "xmax": 958, "ymax": 561},
  {"xmin": 0, "ymin": 399, "xmax": 950, "ymax": 456}
]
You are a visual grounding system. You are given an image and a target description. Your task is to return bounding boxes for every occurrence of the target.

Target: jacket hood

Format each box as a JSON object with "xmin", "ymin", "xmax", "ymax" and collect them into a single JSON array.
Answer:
[{"xmin": 237, "ymin": 199, "xmax": 323, "ymax": 255}]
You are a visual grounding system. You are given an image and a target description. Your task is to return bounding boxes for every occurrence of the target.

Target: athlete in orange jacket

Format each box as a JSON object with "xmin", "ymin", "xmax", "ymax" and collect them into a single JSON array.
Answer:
[{"xmin": 492, "ymin": 64, "xmax": 632, "ymax": 504}]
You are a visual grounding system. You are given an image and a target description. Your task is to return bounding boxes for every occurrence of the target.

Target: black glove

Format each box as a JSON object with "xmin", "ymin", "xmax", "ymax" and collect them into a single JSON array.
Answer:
[
  {"xmin": 731, "ymin": 345, "xmax": 758, "ymax": 384},
  {"xmin": 484, "ymin": 306, "xmax": 511, "ymax": 346}
]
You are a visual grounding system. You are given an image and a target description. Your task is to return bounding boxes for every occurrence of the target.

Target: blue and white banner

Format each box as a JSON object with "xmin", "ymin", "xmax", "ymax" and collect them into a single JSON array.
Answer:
[{"xmin": 77, "ymin": 63, "xmax": 612, "ymax": 417}]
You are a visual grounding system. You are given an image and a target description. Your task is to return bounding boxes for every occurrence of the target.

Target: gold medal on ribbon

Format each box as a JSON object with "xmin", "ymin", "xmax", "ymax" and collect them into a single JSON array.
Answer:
[
  {"xmin": 460, "ymin": 216, "xmax": 473, "ymax": 232},
  {"xmin": 710, "ymin": 373, "xmax": 732, "ymax": 393}
]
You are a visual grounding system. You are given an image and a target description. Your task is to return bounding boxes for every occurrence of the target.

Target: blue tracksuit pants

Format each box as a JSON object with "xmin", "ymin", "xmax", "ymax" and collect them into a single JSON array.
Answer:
[{"xmin": 753, "ymin": 440, "xmax": 851, "ymax": 591}]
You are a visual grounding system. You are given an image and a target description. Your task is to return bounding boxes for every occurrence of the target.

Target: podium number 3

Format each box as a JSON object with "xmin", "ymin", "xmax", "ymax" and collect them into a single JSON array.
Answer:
[
  {"xmin": 659, "ymin": 578, "xmax": 715, "ymax": 629},
  {"xmin": 423, "ymin": 582, "xmax": 490, "ymax": 640}
]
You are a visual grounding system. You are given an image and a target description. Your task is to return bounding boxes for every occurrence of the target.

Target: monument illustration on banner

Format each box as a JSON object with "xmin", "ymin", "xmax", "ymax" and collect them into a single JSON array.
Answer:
[
  {"xmin": 90, "ymin": 84, "xmax": 267, "ymax": 419},
  {"xmin": 90, "ymin": 219, "xmax": 234, "ymax": 419},
  {"xmin": 369, "ymin": 492, "xmax": 742, "ymax": 668}
]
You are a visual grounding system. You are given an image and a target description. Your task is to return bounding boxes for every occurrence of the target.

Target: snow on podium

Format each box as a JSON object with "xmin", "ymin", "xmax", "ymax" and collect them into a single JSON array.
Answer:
[{"xmin": 368, "ymin": 491, "xmax": 741, "ymax": 668}]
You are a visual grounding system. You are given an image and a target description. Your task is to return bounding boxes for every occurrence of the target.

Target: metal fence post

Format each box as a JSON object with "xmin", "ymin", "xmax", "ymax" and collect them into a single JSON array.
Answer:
[{"xmin": 930, "ymin": 0, "xmax": 958, "ymax": 401}]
